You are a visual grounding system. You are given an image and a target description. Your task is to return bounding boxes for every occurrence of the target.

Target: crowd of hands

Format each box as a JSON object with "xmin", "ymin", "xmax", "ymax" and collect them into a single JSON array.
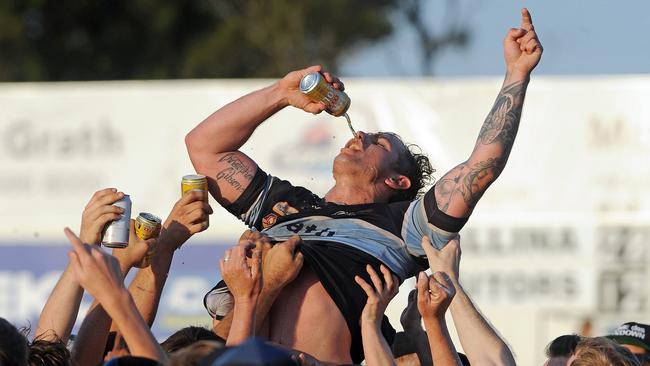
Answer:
[
  {"xmin": 11, "ymin": 192, "xmax": 641, "ymax": 366},
  {"xmin": 18, "ymin": 186, "xmax": 515, "ymax": 366}
]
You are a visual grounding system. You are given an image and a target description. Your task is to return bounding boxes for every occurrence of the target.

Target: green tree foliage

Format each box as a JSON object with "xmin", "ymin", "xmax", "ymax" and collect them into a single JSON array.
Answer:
[{"xmin": 0, "ymin": 0, "xmax": 398, "ymax": 81}]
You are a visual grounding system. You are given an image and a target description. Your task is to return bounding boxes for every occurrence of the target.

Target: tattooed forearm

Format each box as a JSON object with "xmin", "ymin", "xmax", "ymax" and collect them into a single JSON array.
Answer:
[
  {"xmin": 477, "ymin": 80, "xmax": 527, "ymax": 153},
  {"xmin": 215, "ymin": 153, "xmax": 255, "ymax": 192}
]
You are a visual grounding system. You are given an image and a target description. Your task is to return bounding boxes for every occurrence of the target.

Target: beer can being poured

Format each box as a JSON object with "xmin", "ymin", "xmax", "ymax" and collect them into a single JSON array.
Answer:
[
  {"xmin": 134, "ymin": 212, "xmax": 162, "ymax": 268},
  {"xmin": 102, "ymin": 195, "xmax": 132, "ymax": 248},
  {"xmin": 299, "ymin": 72, "xmax": 350, "ymax": 117}
]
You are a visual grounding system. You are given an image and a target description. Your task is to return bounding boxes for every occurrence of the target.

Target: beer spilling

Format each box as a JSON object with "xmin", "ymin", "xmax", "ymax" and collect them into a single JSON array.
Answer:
[{"xmin": 299, "ymin": 72, "xmax": 356, "ymax": 136}]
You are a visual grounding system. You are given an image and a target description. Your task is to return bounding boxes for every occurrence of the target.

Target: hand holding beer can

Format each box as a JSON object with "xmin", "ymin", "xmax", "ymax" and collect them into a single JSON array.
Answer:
[
  {"xmin": 102, "ymin": 195, "xmax": 132, "ymax": 248},
  {"xmin": 299, "ymin": 72, "xmax": 350, "ymax": 117},
  {"xmin": 181, "ymin": 174, "xmax": 208, "ymax": 202},
  {"xmin": 134, "ymin": 212, "xmax": 162, "ymax": 268}
]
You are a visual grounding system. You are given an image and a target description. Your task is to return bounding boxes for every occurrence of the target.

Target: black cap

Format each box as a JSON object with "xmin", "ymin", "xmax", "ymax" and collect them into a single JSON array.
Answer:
[{"xmin": 607, "ymin": 322, "xmax": 650, "ymax": 353}]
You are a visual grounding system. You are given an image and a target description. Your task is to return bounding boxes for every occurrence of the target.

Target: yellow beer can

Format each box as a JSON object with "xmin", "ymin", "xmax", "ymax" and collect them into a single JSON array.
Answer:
[
  {"xmin": 134, "ymin": 212, "xmax": 162, "ymax": 268},
  {"xmin": 134, "ymin": 212, "xmax": 162, "ymax": 240},
  {"xmin": 181, "ymin": 174, "xmax": 208, "ymax": 201}
]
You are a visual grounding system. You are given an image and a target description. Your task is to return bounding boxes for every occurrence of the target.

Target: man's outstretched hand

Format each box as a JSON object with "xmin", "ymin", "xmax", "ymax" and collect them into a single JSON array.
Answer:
[{"xmin": 504, "ymin": 8, "xmax": 543, "ymax": 79}]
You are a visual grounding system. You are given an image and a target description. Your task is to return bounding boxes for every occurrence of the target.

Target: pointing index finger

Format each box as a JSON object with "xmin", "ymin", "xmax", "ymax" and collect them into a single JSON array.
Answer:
[{"xmin": 521, "ymin": 8, "xmax": 534, "ymax": 30}]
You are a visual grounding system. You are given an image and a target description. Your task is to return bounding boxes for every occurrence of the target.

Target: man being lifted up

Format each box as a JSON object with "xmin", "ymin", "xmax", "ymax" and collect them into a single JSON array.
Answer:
[{"xmin": 186, "ymin": 8, "xmax": 542, "ymax": 364}]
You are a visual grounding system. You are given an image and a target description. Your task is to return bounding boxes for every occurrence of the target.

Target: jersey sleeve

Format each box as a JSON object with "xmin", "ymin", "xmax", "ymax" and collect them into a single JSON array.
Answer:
[
  {"xmin": 400, "ymin": 187, "xmax": 468, "ymax": 257},
  {"xmin": 223, "ymin": 167, "xmax": 312, "ymax": 230},
  {"xmin": 223, "ymin": 167, "xmax": 276, "ymax": 230}
]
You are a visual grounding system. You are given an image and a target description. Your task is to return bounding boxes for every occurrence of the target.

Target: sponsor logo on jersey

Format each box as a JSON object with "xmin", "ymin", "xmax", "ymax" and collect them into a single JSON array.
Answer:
[
  {"xmin": 272, "ymin": 201, "xmax": 299, "ymax": 216},
  {"xmin": 262, "ymin": 213, "xmax": 278, "ymax": 229}
]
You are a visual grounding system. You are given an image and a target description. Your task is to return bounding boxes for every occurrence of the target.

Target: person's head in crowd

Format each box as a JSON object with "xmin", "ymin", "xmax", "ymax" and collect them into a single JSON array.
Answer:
[
  {"xmin": 209, "ymin": 338, "xmax": 297, "ymax": 366},
  {"xmin": 161, "ymin": 326, "xmax": 225, "ymax": 354},
  {"xmin": 568, "ymin": 337, "xmax": 640, "ymax": 366},
  {"xmin": 544, "ymin": 334, "xmax": 581, "ymax": 366},
  {"xmin": 28, "ymin": 336, "xmax": 70, "ymax": 366},
  {"xmin": 607, "ymin": 322, "xmax": 650, "ymax": 366},
  {"xmin": 168, "ymin": 340, "xmax": 225, "ymax": 366},
  {"xmin": 102, "ymin": 355, "xmax": 161, "ymax": 366},
  {"xmin": 334, "ymin": 131, "xmax": 434, "ymax": 203},
  {"xmin": 0, "ymin": 317, "xmax": 28, "ymax": 366}
]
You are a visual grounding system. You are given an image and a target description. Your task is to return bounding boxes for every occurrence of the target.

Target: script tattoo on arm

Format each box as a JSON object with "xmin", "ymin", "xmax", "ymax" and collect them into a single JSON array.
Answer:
[
  {"xmin": 215, "ymin": 153, "xmax": 255, "ymax": 193},
  {"xmin": 435, "ymin": 80, "xmax": 527, "ymax": 215}
]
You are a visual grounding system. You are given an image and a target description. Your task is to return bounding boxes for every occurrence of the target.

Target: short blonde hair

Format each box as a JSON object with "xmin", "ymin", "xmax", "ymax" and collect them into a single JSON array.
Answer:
[{"xmin": 571, "ymin": 337, "xmax": 640, "ymax": 366}]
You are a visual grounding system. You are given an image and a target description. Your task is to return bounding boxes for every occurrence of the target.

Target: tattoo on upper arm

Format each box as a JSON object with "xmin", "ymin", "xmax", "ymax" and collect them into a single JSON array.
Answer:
[
  {"xmin": 435, "ymin": 158, "xmax": 504, "ymax": 212},
  {"xmin": 215, "ymin": 153, "xmax": 255, "ymax": 193},
  {"xmin": 435, "ymin": 80, "xmax": 526, "ymax": 214}
]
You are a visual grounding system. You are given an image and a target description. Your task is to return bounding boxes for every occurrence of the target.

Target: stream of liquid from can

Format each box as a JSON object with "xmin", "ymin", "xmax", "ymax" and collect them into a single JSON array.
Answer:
[{"xmin": 343, "ymin": 113, "xmax": 356, "ymax": 137}]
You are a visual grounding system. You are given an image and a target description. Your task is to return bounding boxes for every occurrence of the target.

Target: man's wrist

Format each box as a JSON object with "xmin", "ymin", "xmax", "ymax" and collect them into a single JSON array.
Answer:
[
  {"xmin": 505, "ymin": 67, "xmax": 531, "ymax": 84},
  {"xmin": 361, "ymin": 316, "xmax": 383, "ymax": 330},
  {"xmin": 422, "ymin": 315, "xmax": 446, "ymax": 330},
  {"xmin": 233, "ymin": 296, "xmax": 259, "ymax": 309},
  {"xmin": 269, "ymin": 82, "xmax": 290, "ymax": 110},
  {"xmin": 100, "ymin": 287, "xmax": 132, "ymax": 313}
]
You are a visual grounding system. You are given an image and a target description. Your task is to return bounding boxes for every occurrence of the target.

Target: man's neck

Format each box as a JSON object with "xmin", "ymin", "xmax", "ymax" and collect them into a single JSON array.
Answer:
[{"xmin": 324, "ymin": 182, "xmax": 385, "ymax": 205}]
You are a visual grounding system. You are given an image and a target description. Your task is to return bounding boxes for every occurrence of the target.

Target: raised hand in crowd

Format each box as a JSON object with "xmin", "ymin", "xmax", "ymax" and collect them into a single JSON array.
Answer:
[
  {"xmin": 111, "ymin": 219, "xmax": 157, "ymax": 274},
  {"xmin": 422, "ymin": 236, "xmax": 516, "ymax": 366},
  {"xmin": 213, "ymin": 234, "xmax": 304, "ymax": 340},
  {"xmin": 355, "ymin": 264, "xmax": 399, "ymax": 366},
  {"xmin": 263, "ymin": 235, "xmax": 304, "ymax": 293},
  {"xmin": 220, "ymin": 245, "xmax": 263, "ymax": 346},
  {"xmin": 416, "ymin": 269, "xmax": 462, "ymax": 366},
  {"xmin": 65, "ymin": 227, "xmax": 167, "ymax": 363},
  {"xmin": 34, "ymin": 187, "xmax": 125, "ymax": 343},
  {"xmin": 238, "ymin": 229, "xmax": 273, "ymax": 260},
  {"xmin": 159, "ymin": 189, "xmax": 213, "ymax": 249},
  {"xmin": 79, "ymin": 188, "xmax": 126, "ymax": 245},
  {"xmin": 108, "ymin": 190, "xmax": 214, "ymax": 353}
]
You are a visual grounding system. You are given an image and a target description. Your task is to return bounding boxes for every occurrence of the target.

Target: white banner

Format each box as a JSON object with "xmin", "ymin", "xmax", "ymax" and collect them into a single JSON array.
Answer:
[{"xmin": 1, "ymin": 77, "xmax": 650, "ymax": 364}]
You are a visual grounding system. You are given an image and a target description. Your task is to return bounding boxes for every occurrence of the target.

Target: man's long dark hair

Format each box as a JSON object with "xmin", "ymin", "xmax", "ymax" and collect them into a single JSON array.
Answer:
[{"xmin": 384, "ymin": 133, "xmax": 434, "ymax": 203}]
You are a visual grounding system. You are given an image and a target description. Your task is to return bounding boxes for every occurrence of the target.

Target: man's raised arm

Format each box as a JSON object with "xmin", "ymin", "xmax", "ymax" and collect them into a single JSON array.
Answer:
[
  {"xmin": 185, "ymin": 65, "xmax": 341, "ymax": 206},
  {"xmin": 433, "ymin": 8, "xmax": 543, "ymax": 218}
]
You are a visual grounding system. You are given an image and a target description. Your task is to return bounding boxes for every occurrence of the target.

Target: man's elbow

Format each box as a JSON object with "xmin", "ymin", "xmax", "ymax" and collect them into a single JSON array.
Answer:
[
  {"xmin": 185, "ymin": 129, "xmax": 199, "ymax": 154},
  {"xmin": 185, "ymin": 129, "xmax": 208, "ymax": 166}
]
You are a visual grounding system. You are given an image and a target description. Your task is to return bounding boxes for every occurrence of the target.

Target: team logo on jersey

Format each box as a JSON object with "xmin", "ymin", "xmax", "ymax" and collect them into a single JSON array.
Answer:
[
  {"xmin": 262, "ymin": 213, "xmax": 278, "ymax": 229},
  {"xmin": 272, "ymin": 201, "xmax": 299, "ymax": 216}
]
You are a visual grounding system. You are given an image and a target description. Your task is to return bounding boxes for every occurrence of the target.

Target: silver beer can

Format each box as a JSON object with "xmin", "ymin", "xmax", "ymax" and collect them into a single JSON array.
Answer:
[
  {"xmin": 299, "ymin": 72, "xmax": 351, "ymax": 116},
  {"xmin": 102, "ymin": 195, "xmax": 132, "ymax": 248}
]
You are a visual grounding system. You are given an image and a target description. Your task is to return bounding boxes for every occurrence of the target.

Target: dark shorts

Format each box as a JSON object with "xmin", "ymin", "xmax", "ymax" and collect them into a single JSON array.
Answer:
[{"xmin": 298, "ymin": 240, "xmax": 396, "ymax": 364}]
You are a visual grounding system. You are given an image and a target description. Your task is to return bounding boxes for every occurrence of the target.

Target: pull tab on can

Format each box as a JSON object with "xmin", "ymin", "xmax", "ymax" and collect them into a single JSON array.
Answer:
[{"xmin": 299, "ymin": 72, "xmax": 351, "ymax": 117}]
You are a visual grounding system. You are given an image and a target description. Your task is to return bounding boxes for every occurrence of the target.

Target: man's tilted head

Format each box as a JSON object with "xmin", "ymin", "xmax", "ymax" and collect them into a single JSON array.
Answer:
[{"xmin": 333, "ymin": 131, "xmax": 433, "ymax": 203}]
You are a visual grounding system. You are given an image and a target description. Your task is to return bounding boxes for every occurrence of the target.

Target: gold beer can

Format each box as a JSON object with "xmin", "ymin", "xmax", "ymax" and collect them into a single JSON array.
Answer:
[
  {"xmin": 299, "ymin": 72, "xmax": 351, "ymax": 116},
  {"xmin": 134, "ymin": 212, "xmax": 162, "ymax": 240},
  {"xmin": 134, "ymin": 212, "xmax": 162, "ymax": 268},
  {"xmin": 181, "ymin": 174, "xmax": 208, "ymax": 201}
]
